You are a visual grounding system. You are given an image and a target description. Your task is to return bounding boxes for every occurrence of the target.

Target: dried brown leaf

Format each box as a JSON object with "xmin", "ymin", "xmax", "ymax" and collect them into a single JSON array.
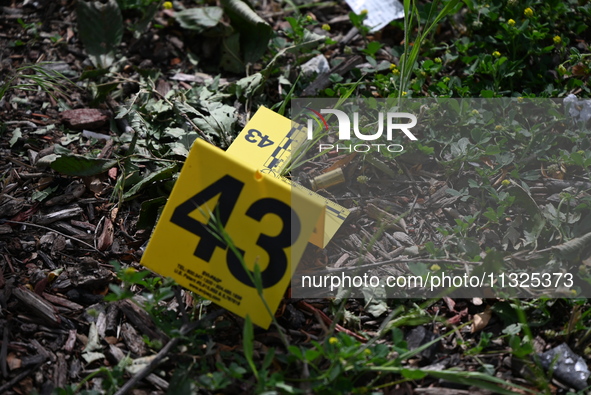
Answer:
[
  {"xmin": 97, "ymin": 217, "xmax": 114, "ymax": 251},
  {"xmin": 472, "ymin": 306, "xmax": 492, "ymax": 333}
]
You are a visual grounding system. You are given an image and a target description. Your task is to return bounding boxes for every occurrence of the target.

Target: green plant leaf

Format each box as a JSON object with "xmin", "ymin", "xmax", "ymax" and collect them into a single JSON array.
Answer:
[
  {"xmin": 553, "ymin": 231, "xmax": 591, "ymax": 260},
  {"xmin": 174, "ymin": 7, "xmax": 223, "ymax": 32},
  {"xmin": 133, "ymin": 2, "xmax": 159, "ymax": 36},
  {"xmin": 76, "ymin": 0, "xmax": 123, "ymax": 68},
  {"xmin": 253, "ymin": 262, "xmax": 264, "ymax": 295},
  {"xmin": 220, "ymin": 32, "xmax": 244, "ymax": 73},
  {"xmin": 50, "ymin": 155, "xmax": 117, "ymax": 177},
  {"xmin": 229, "ymin": 73, "xmax": 263, "ymax": 98},
  {"xmin": 243, "ymin": 315, "xmax": 258, "ymax": 380},
  {"xmin": 122, "ymin": 163, "xmax": 177, "ymax": 200},
  {"xmin": 168, "ymin": 132, "xmax": 199, "ymax": 157},
  {"xmin": 361, "ymin": 286, "xmax": 388, "ymax": 318},
  {"xmin": 369, "ymin": 366, "xmax": 529, "ymax": 394},
  {"xmin": 287, "ymin": 345, "xmax": 303, "ymax": 360},
  {"xmin": 31, "ymin": 185, "xmax": 58, "ymax": 202},
  {"xmin": 9, "ymin": 128, "xmax": 21, "ymax": 147},
  {"xmin": 221, "ymin": 0, "xmax": 272, "ymax": 63},
  {"xmin": 401, "ymin": 368, "xmax": 427, "ymax": 379},
  {"xmin": 195, "ymin": 102, "xmax": 236, "ymax": 141}
]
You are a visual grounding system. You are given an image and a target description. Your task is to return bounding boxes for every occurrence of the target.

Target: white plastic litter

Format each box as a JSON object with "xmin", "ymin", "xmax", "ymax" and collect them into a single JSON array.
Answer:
[
  {"xmin": 345, "ymin": 0, "xmax": 405, "ymax": 32},
  {"xmin": 564, "ymin": 93, "xmax": 591, "ymax": 123},
  {"xmin": 301, "ymin": 54, "xmax": 330, "ymax": 77}
]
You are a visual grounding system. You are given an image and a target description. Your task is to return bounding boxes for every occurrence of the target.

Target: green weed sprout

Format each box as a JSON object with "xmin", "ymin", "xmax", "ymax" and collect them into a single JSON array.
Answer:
[
  {"xmin": 0, "ymin": 62, "xmax": 76, "ymax": 102},
  {"xmin": 398, "ymin": 0, "xmax": 462, "ymax": 98}
]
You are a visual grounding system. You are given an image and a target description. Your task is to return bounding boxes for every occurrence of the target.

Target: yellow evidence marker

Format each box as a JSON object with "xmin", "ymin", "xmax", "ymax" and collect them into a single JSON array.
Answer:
[
  {"xmin": 141, "ymin": 138, "xmax": 324, "ymax": 328},
  {"xmin": 226, "ymin": 106, "xmax": 349, "ymax": 248}
]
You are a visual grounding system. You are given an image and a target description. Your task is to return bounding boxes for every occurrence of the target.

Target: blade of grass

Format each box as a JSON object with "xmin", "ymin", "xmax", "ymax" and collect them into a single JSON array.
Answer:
[
  {"xmin": 367, "ymin": 366, "xmax": 534, "ymax": 394},
  {"xmin": 243, "ymin": 315, "xmax": 259, "ymax": 381}
]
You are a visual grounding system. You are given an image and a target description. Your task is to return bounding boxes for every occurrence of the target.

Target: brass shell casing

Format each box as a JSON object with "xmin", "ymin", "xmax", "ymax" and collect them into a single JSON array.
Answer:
[{"xmin": 311, "ymin": 168, "xmax": 345, "ymax": 191}]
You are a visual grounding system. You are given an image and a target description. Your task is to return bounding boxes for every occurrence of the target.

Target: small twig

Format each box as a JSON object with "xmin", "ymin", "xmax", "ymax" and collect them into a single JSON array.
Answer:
[
  {"xmin": 3, "ymin": 120, "xmax": 37, "ymax": 128},
  {"xmin": 176, "ymin": 110, "xmax": 214, "ymax": 145},
  {"xmin": 297, "ymin": 301, "xmax": 367, "ymax": 342},
  {"xmin": 7, "ymin": 157, "xmax": 35, "ymax": 169},
  {"xmin": 301, "ymin": 55, "xmax": 364, "ymax": 96},
  {"xmin": 0, "ymin": 219, "xmax": 105, "ymax": 255},
  {"xmin": 0, "ymin": 363, "xmax": 44, "ymax": 394},
  {"xmin": 114, "ymin": 310, "xmax": 225, "ymax": 395},
  {"xmin": 397, "ymin": 161, "xmax": 423, "ymax": 196},
  {"xmin": 341, "ymin": 27, "xmax": 360, "ymax": 46},
  {"xmin": 114, "ymin": 336, "xmax": 181, "ymax": 395},
  {"xmin": 1, "ymin": 320, "xmax": 9, "ymax": 378}
]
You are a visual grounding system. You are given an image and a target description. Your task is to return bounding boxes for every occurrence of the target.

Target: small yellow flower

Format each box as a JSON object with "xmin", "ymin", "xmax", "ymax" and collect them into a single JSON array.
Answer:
[
  {"xmin": 524, "ymin": 7, "xmax": 534, "ymax": 18},
  {"xmin": 471, "ymin": 109, "xmax": 480, "ymax": 116},
  {"xmin": 492, "ymin": 51, "xmax": 501, "ymax": 58},
  {"xmin": 392, "ymin": 68, "xmax": 400, "ymax": 76},
  {"xmin": 401, "ymin": 91, "xmax": 408, "ymax": 97},
  {"xmin": 434, "ymin": 57, "xmax": 442, "ymax": 64},
  {"xmin": 306, "ymin": 15, "xmax": 313, "ymax": 22},
  {"xmin": 322, "ymin": 24, "xmax": 331, "ymax": 31},
  {"xmin": 507, "ymin": 19, "xmax": 515, "ymax": 27},
  {"xmin": 495, "ymin": 124, "xmax": 503, "ymax": 131},
  {"xmin": 553, "ymin": 35, "xmax": 561, "ymax": 45},
  {"xmin": 517, "ymin": 96, "xmax": 524, "ymax": 103},
  {"xmin": 501, "ymin": 179, "xmax": 511, "ymax": 186},
  {"xmin": 389, "ymin": 63, "xmax": 397, "ymax": 70},
  {"xmin": 363, "ymin": 348, "xmax": 372, "ymax": 356},
  {"xmin": 163, "ymin": 1, "xmax": 173, "ymax": 9},
  {"xmin": 430, "ymin": 264, "xmax": 441, "ymax": 271},
  {"xmin": 360, "ymin": 9, "xmax": 368, "ymax": 15},
  {"xmin": 329, "ymin": 337, "xmax": 339, "ymax": 345}
]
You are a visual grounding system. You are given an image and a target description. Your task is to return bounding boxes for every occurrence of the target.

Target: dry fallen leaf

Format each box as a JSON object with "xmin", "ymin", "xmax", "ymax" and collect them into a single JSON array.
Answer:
[
  {"xmin": 108, "ymin": 167, "xmax": 118, "ymax": 180},
  {"xmin": 7, "ymin": 353, "xmax": 22, "ymax": 370},
  {"xmin": 442, "ymin": 296, "xmax": 455, "ymax": 311},
  {"xmin": 472, "ymin": 306, "xmax": 492, "ymax": 333},
  {"xmin": 96, "ymin": 217, "xmax": 114, "ymax": 251},
  {"xmin": 480, "ymin": 156, "xmax": 494, "ymax": 169}
]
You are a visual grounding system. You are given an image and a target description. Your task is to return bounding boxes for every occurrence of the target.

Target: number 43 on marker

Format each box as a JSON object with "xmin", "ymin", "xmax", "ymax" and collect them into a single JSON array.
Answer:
[
  {"xmin": 141, "ymin": 138, "xmax": 324, "ymax": 329},
  {"xmin": 245, "ymin": 129, "xmax": 274, "ymax": 148}
]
